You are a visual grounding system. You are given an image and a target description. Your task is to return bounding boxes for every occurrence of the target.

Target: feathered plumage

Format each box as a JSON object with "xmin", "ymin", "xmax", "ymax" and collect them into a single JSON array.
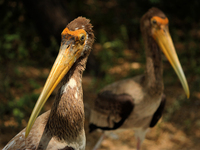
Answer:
[{"xmin": 3, "ymin": 17, "xmax": 94, "ymax": 150}]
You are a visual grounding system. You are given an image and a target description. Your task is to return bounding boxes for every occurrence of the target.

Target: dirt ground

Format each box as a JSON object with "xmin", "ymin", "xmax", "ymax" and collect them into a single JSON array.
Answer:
[{"xmin": 0, "ymin": 61, "xmax": 199, "ymax": 150}]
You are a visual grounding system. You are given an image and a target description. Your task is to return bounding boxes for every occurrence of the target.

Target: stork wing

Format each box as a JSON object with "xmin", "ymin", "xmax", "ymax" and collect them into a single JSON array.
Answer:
[{"xmin": 89, "ymin": 90, "xmax": 134, "ymax": 132}]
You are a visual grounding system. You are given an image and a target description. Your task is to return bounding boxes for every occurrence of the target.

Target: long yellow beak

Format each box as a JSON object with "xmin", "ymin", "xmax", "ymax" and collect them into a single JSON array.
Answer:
[
  {"xmin": 153, "ymin": 25, "xmax": 190, "ymax": 98},
  {"xmin": 25, "ymin": 40, "xmax": 84, "ymax": 138}
]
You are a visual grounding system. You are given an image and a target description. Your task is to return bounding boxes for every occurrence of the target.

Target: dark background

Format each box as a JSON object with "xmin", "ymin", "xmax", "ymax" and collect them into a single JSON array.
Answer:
[{"xmin": 0, "ymin": 0, "xmax": 200, "ymax": 149}]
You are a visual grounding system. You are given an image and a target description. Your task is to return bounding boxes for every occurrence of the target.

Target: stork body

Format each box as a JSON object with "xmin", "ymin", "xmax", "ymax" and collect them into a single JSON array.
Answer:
[
  {"xmin": 3, "ymin": 17, "xmax": 94, "ymax": 150},
  {"xmin": 89, "ymin": 7, "xmax": 189, "ymax": 150}
]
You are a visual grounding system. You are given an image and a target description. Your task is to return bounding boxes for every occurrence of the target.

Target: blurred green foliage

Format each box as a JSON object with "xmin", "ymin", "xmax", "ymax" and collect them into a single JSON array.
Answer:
[
  {"xmin": 0, "ymin": 0, "xmax": 59, "ymax": 66},
  {"xmin": 1, "ymin": 94, "xmax": 39, "ymax": 125}
]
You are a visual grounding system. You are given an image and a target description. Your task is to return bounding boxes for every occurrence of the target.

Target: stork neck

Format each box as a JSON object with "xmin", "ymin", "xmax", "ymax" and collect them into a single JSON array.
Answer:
[
  {"xmin": 144, "ymin": 35, "xmax": 164, "ymax": 96},
  {"xmin": 46, "ymin": 58, "xmax": 86, "ymax": 141}
]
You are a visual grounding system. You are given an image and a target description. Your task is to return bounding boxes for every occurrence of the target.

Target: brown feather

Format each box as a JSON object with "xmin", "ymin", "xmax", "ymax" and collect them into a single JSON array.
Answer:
[{"xmin": 90, "ymin": 91, "xmax": 134, "ymax": 132}]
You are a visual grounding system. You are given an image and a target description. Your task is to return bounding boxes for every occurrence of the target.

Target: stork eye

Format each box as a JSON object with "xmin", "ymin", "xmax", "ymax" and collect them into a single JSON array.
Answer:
[
  {"xmin": 79, "ymin": 34, "xmax": 85, "ymax": 45},
  {"xmin": 151, "ymin": 19, "xmax": 157, "ymax": 25}
]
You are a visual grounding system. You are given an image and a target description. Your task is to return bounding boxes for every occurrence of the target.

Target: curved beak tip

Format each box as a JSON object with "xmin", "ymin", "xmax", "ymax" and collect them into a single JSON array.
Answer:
[{"xmin": 186, "ymin": 90, "xmax": 190, "ymax": 99}]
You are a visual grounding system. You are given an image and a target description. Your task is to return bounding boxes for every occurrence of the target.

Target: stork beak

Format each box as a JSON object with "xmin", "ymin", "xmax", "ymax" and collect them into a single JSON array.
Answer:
[
  {"xmin": 153, "ymin": 25, "xmax": 190, "ymax": 98},
  {"xmin": 25, "ymin": 39, "xmax": 84, "ymax": 138}
]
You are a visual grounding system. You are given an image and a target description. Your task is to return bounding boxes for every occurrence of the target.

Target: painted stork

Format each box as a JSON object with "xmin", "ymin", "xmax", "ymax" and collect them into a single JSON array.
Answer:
[
  {"xmin": 89, "ymin": 7, "xmax": 190, "ymax": 150},
  {"xmin": 3, "ymin": 17, "xmax": 94, "ymax": 150}
]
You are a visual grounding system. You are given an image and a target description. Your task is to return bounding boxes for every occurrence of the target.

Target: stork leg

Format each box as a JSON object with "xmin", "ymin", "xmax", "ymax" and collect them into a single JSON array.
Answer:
[
  {"xmin": 136, "ymin": 137, "xmax": 141, "ymax": 150},
  {"xmin": 92, "ymin": 132, "xmax": 105, "ymax": 150},
  {"xmin": 134, "ymin": 128, "xmax": 148, "ymax": 150}
]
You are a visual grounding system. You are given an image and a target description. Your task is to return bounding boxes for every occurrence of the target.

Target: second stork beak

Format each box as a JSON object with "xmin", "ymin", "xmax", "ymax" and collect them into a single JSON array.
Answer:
[
  {"xmin": 153, "ymin": 25, "xmax": 190, "ymax": 98},
  {"xmin": 25, "ymin": 40, "xmax": 83, "ymax": 138}
]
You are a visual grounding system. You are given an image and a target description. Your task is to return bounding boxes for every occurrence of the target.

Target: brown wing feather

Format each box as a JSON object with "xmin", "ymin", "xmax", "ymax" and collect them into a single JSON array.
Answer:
[{"xmin": 89, "ymin": 90, "xmax": 134, "ymax": 132}]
